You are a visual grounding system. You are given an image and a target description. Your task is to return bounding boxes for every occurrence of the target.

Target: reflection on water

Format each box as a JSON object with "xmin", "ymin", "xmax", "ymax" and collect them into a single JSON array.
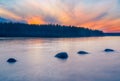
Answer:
[{"xmin": 0, "ymin": 37, "xmax": 120, "ymax": 81}]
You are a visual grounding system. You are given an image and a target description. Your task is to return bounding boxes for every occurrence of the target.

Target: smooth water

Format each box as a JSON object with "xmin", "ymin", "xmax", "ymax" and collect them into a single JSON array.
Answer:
[{"xmin": 0, "ymin": 37, "xmax": 120, "ymax": 81}]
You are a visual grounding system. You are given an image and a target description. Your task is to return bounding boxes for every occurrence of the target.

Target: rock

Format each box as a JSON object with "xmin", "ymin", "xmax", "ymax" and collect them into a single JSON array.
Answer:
[
  {"xmin": 7, "ymin": 58, "xmax": 17, "ymax": 63},
  {"xmin": 104, "ymin": 49, "xmax": 114, "ymax": 52},
  {"xmin": 55, "ymin": 52, "xmax": 68, "ymax": 59},
  {"xmin": 78, "ymin": 51, "xmax": 89, "ymax": 55}
]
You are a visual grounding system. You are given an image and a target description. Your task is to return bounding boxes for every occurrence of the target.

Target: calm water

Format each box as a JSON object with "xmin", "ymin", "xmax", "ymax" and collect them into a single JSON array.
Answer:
[{"xmin": 0, "ymin": 37, "xmax": 120, "ymax": 81}]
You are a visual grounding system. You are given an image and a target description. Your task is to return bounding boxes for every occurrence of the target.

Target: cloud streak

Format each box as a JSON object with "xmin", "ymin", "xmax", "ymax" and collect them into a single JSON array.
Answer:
[{"xmin": 0, "ymin": 0, "xmax": 120, "ymax": 32}]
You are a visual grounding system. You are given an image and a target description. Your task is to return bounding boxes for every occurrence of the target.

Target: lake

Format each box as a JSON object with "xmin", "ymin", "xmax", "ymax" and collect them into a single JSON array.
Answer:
[{"xmin": 0, "ymin": 36, "xmax": 120, "ymax": 81}]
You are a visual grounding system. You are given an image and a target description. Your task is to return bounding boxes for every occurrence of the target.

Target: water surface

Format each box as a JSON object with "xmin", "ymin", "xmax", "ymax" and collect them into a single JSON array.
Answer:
[{"xmin": 0, "ymin": 37, "xmax": 120, "ymax": 81}]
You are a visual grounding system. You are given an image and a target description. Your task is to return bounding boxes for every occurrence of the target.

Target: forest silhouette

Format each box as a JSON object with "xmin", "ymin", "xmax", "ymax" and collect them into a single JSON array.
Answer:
[{"xmin": 0, "ymin": 23, "xmax": 104, "ymax": 37}]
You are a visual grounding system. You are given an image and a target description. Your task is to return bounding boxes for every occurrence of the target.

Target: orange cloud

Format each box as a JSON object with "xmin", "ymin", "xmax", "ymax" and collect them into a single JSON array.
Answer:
[
  {"xmin": 80, "ymin": 21, "xmax": 120, "ymax": 32},
  {"xmin": 104, "ymin": 26, "xmax": 120, "ymax": 33},
  {"xmin": 26, "ymin": 16, "xmax": 46, "ymax": 25},
  {"xmin": 0, "ymin": 7, "xmax": 22, "ymax": 20}
]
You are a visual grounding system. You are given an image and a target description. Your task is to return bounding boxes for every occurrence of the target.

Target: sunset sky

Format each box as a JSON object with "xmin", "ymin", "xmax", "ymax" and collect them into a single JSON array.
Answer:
[{"xmin": 0, "ymin": 0, "xmax": 120, "ymax": 32}]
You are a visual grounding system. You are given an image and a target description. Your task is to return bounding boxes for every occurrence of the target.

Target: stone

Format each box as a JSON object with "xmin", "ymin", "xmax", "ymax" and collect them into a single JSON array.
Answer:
[
  {"xmin": 7, "ymin": 58, "xmax": 17, "ymax": 63},
  {"xmin": 78, "ymin": 51, "xmax": 89, "ymax": 55},
  {"xmin": 104, "ymin": 49, "xmax": 114, "ymax": 52},
  {"xmin": 55, "ymin": 52, "xmax": 68, "ymax": 59}
]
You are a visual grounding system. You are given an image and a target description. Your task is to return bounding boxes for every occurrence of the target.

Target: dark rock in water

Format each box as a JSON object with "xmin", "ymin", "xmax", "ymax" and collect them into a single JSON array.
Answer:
[
  {"xmin": 78, "ymin": 51, "xmax": 89, "ymax": 55},
  {"xmin": 55, "ymin": 52, "xmax": 68, "ymax": 59},
  {"xmin": 104, "ymin": 49, "xmax": 114, "ymax": 52},
  {"xmin": 7, "ymin": 58, "xmax": 17, "ymax": 63}
]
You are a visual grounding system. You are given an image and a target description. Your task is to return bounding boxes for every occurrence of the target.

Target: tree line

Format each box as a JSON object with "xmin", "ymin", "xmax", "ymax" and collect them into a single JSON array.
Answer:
[{"xmin": 0, "ymin": 23, "xmax": 104, "ymax": 37}]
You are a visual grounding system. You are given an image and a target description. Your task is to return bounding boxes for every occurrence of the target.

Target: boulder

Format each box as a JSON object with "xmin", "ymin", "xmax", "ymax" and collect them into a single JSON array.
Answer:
[
  {"xmin": 55, "ymin": 52, "xmax": 68, "ymax": 59},
  {"xmin": 78, "ymin": 51, "xmax": 89, "ymax": 55},
  {"xmin": 104, "ymin": 49, "xmax": 114, "ymax": 52},
  {"xmin": 7, "ymin": 58, "xmax": 17, "ymax": 63}
]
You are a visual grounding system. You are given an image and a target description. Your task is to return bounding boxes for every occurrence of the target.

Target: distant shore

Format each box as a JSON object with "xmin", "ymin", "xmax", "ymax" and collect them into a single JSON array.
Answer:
[
  {"xmin": 0, "ymin": 23, "xmax": 120, "ymax": 37},
  {"xmin": 104, "ymin": 33, "xmax": 120, "ymax": 36},
  {"xmin": 0, "ymin": 23, "xmax": 104, "ymax": 37}
]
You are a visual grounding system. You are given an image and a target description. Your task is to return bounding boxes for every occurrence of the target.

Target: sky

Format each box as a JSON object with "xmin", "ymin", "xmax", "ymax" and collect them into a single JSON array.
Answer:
[{"xmin": 0, "ymin": 0, "xmax": 120, "ymax": 32}]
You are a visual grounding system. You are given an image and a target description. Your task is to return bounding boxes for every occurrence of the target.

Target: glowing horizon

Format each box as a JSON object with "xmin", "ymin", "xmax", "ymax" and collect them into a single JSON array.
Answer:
[{"xmin": 0, "ymin": 0, "xmax": 120, "ymax": 32}]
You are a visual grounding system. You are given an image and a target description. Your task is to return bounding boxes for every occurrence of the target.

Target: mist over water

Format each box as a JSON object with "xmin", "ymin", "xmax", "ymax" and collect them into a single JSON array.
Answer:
[{"xmin": 0, "ymin": 37, "xmax": 120, "ymax": 81}]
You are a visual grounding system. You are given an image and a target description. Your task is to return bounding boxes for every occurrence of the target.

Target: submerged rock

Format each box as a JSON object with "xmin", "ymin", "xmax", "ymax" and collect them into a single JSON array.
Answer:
[
  {"xmin": 7, "ymin": 58, "xmax": 17, "ymax": 63},
  {"xmin": 55, "ymin": 52, "xmax": 68, "ymax": 59},
  {"xmin": 104, "ymin": 49, "xmax": 114, "ymax": 52},
  {"xmin": 78, "ymin": 51, "xmax": 89, "ymax": 55}
]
